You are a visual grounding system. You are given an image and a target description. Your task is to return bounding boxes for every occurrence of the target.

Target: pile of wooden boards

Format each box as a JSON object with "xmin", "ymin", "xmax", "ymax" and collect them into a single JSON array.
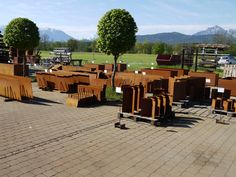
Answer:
[{"xmin": 0, "ymin": 74, "xmax": 33, "ymax": 100}]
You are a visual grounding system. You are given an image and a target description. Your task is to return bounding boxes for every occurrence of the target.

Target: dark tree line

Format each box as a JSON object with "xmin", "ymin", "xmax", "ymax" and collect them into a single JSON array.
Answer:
[{"xmin": 38, "ymin": 36, "xmax": 181, "ymax": 55}]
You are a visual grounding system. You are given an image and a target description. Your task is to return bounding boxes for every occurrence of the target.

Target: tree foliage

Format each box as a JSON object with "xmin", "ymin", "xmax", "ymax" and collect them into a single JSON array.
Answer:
[
  {"xmin": 97, "ymin": 9, "xmax": 137, "ymax": 58},
  {"xmin": 97, "ymin": 9, "xmax": 137, "ymax": 88},
  {"xmin": 3, "ymin": 17, "xmax": 40, "ymax": 50},
  {"xmin": 67, "ymin": 39, "xmax": 79, "ymax": 52}
]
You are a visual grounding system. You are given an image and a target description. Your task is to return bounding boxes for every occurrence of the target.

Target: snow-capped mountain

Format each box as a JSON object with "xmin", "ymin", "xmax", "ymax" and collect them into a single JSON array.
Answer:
[{"xmin": 193, "ymin": 25, "xmax": 227, "ymax": 36}]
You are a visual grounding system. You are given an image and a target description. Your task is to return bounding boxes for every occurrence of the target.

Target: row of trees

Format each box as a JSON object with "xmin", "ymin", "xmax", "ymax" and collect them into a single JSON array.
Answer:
[{"xmin": 38, "ymin": 38, "xmax": 181, "ymax": 55}]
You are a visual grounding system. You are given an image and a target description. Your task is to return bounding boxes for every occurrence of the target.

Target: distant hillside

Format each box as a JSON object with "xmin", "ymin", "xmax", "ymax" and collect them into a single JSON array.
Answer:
[
  {"xmin": 39, "ymin": 28, "xmax": 73, "ymax": 41},
  {"xmin": 137, "ymin": 25, "xmax": 236, "ymax": 44},
  {"xmin": 136, "ymin": 32, "xmax": 216, "ymax": 44}
]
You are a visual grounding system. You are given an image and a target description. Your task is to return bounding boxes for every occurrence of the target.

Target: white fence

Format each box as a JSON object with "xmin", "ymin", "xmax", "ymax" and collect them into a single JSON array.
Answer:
[{"xmin": 223, "ymin": 64, "xmax": 236, "ymax": 78}]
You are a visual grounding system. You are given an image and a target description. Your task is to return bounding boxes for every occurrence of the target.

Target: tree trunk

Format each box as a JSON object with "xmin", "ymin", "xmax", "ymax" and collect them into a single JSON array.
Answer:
[
  {"xmin": 23, "ymin": 55, "xmax": 26, "ymax": 77},
  {"xmin": 111, "ymin": 55, "xmax": 118, "ymax": 90}
]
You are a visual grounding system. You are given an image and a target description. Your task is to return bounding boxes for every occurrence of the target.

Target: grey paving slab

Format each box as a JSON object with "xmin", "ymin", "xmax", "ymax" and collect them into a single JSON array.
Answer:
[{"xmin": 0, "ymin": 83, "xmax": 236, "ymax": 177}]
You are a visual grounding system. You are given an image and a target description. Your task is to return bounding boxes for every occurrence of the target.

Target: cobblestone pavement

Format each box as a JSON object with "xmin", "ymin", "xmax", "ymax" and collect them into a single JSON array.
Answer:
[{"xmin": 0, "ymin": 83, "xmax": 236, "ymax": 177}]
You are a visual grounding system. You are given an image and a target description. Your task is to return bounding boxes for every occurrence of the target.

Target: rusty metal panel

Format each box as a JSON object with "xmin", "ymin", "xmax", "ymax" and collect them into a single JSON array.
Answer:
[
  {"xmin": 218, "ymin": 78, "xmax": 236, "ymax": 96},
  {"xmin": 188, "ymin": 71, "xmax": 219, "ymax": 86}
]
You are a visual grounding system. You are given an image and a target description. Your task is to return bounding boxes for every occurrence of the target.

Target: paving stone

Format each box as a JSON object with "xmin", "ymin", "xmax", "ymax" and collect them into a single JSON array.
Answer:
[{"xmin": 0, "ymin": 83, "xmax": 236, "ymax": 177}]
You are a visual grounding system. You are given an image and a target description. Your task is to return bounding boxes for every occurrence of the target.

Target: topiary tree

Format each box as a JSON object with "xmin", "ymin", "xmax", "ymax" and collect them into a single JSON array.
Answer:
[
  {"xmin": 3, "ymin": 17, "xmax": 40, "ymax": 76},
  {"xmin": 97, "ymin": 9, "xmax": 138, "ymax": 89}
]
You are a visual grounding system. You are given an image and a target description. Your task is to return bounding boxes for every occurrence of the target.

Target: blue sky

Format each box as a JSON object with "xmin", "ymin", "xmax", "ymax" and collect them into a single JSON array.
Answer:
[{"xmin": 1, "ymin": 0, "xmax": 236, "ymax": 39}]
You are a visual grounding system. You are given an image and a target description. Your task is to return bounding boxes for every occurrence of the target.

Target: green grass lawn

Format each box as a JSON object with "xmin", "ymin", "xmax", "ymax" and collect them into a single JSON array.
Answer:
[
  {"xmin": 40, "ymin": 51, "xmax": 223, "ymax": 74},
  {"xmin": 40, "ymin": 51, "xmax": 157, "ymax": 70}
]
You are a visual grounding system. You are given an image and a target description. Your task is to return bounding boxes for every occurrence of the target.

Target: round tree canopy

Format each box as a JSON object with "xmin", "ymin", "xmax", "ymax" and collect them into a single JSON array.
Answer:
[
  {"xmin": 3, "ymin": 17, "xmax": 40, "ymax": 50},
  {"xmin": 97, "ymin": 9, "xmax": 138, "ymax": 57}
]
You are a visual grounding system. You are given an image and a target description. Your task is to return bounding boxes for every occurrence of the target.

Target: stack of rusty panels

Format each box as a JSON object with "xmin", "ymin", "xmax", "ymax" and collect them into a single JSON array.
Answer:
[
  {"xmin": 104, "ymin": 63, "xmax": 127, "ymax": 72},
  {"xmin": 84, "ymin": 63, "xmax": 105, "ymax": 71},
  {"xmin": 168, "ymin": 77, "xmax": 187, "ymax": 102},
  {"xmin": 36, "ymin": 71, "xmax": 93, "ymax": 92},
  {"xmin": 147, "ymin": 79, "xmax": 169, "ymax": 93},
  {"xmin": 186, "ymin": 77, "xmax": 206, "ymax": 101},
  {"xmin": 115, "ymin": 72, "xmax": 163, "ymax": 92},
  {"xmin": 188, "ymin": 71, "xmax": 219, "ymax": 86},
  {"xmin": 143, "ymin": 68, "xmax": 189, "ymax": 77},
  {"xmin": 141, "ymin": 69, "xmax": 178, "ymax": 79},
  {"xmin": 0, "ymin": 63, "xmax": 29, "ymax": 76},
  {"xmin": 222, "ymin": 99, "xmax": 235, "ymax": 112},
  {"xmin": 61, "ymin": 65, "xmax": 80, "ymax": 72},
  {"xmin": 88, "ymin": 78, "xmax": 107, "ymax": 101},
  {"xmin": 77, "ymin": 85, "xmax": 105, "ymax": 102},
  {"xmin": 218, "ymin": 78, "xmax": 236, "ymax": 96},
  {"xmin": 160, "ymin": 68, "xmax": 189, "ymax": 77},
  {"xmin": 0, "ymin": 74, "xmax": 33, "ymax": 100},
  {"xmin": 156, "ymin": 54, "xmax": 181, "ymax": 65},
  {"xmin": 66, "ymin": 89, "xmax": 95, "ymax": 107},
  {"xmin": 211, "ymin": 88, "xmax": 231, "ymax": 110},
  {"xmin": 35, "ymin": 73, "xmax": 48, "ymax": 89},
  {"xmin": 117, "ymin": 63, "xmax": 127, "ymax": 72},
  {"xmin": 66, "ymin": 79, "xmax": 107, "ymax": 107},
  {"xmin": 11, "ymin": 75, "xmax": 33, "ymax": 99},
  {"xmin": 140, "ymin": 94, "xmax": 172, "ymax": 119},
  {"xmin": 122, "ymin": 85, "xmax": 144, "ymax": 114},
  {"xmin": 104, "ymin": 64, "xmax": 113, "ymax": 72}
]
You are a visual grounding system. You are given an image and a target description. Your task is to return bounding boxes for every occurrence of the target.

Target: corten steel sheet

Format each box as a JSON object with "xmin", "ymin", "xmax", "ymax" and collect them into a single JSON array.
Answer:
[
  {"xmin": 0, "ymin": 63, "xmax": 29, "ymax": 76},
  {"xmin": 133, "ymin": 85, "xmax": 144, "ymax": 111},
  {"xmin": 117, "ymin": 63, "xmax": 127, "ymax": 72},
  {"xmin": 84, "ymin": 63, "xmax": 105, "ymax": 71},
  {"xmin": 36, "ymin": 71, "xmax": 93, "ymax": 92},
  {"xmin": 115, "ymin": 72, "xmax": 163, "ymax": 92},
  {"xmin": 0, "ymin": 74, "xmax": 33, "ymax": 100},
  {"xmin": 66, "ymin": 89, "xmax": 95, "ymax": 107},
  {"xmin": 212, "ymin": 98, "xmax": 223, "ymax": 109},
  {"xmin": 162, "ymin": 94, "xmax": 172, "ymax": 115},
  {"xmin": 0, "ymin": 76, "xmax": 21, "ymax": 100},
  {"xmin": 188, "ymin": 71, "xmax": 219, "ymax": 86},
  {"xmin": 186, "ymin": 77, "xmax": 206, "ymax": 101},
  {"xmin": 141, "ymin": 69, "xmax": 178, "ymax": 78},
  {"xmin": 211, "ymin": 88, "xmax": 231, "ymax": 99},
  {"xmin": 122, "ymin": 86, "xmax": 135, "ymax": 113},
  {"xmin": 147, "ymin": 79, "xmax": 168, "ymax": 93},
  {"xmin": 12, "ymin": 75, "xmax": 33, "ymax": 99},
  {"xmin": 104, "ymin": 64, "xmax": 113, "ymax": 71},
  {"xmin": 152, "ymin": 96, "xmax": 162, "ymax": 117},
  {"xmin": 104, "ymin": 63, "xmax": 127, "ymax": 72},
  {"xmin": 204, "ymin": 87, "xmax": 211, "ymax": 100},
  {"xmin": 168, "ymin": 77, "xmax": 187, "ymax": 102},
  {"xmin": 218, "ymin": 78, "xmax": 236, "ymax": 96},
  {"xmin": 156, "ymin": 54, "xmax": 181, "ymax": 65},
  {"xmin": 89, "ymin": 78, "xmax": 108, "ymax": 88},
  {"xmin": 78, "ymin": 85, "xmax": 105, "ymax": 102},
  {"xmin": 143, "ymin": 68, "xmax": 189, "ymax": 77},
  {"xmin": 223, "ymin": 99, "xmax": 233, "ymax": 111},
  {"xmin": 234, "ymin": 102, "xmax": 236, "ymax": 112},
  {"xmin": 140, "ymin": 98, "xmax": 156, "ymax": 118}
]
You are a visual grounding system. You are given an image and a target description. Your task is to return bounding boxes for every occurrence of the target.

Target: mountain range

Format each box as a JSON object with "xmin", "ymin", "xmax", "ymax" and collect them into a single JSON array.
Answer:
[
  {"xmin": 136, "ymin": 25, "xmax": 236, "ymax": 44},
  {"xmin": 1, "ymin": 25, "xmax": 236, "ymax": 44}
]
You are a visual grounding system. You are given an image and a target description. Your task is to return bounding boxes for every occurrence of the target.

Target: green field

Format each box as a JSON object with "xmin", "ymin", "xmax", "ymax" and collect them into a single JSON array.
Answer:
[
  {"xmin": 40, "ymin": 51, "xmax": 158, "ymax": 70},
  {"xmin": 40, "ymin": 51, "xmax": 223, "ymax": 75}
]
